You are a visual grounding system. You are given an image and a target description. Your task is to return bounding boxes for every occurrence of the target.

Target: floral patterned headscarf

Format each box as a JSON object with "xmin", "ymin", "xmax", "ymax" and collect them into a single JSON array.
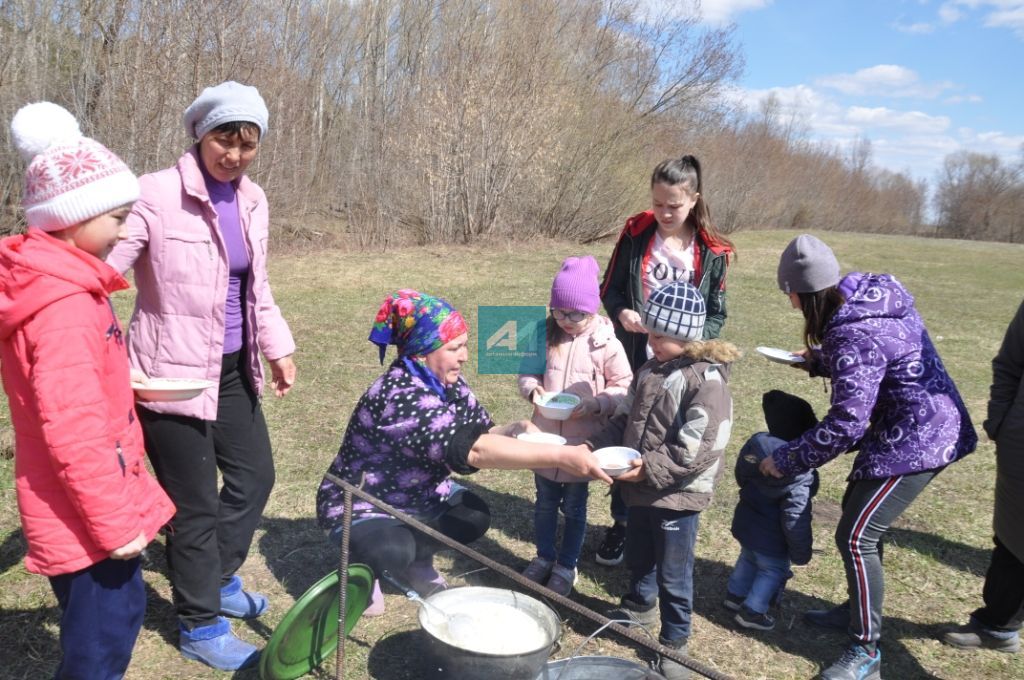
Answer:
[{"xmin": 369, "ymin": 289, "xmax": 468, "ymax": 364}]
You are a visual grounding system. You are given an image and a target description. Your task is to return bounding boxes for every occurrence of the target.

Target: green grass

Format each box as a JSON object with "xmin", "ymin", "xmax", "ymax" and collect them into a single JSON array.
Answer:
[{"xmin": 1, "ymin": 230, "xmax": 1023, "ymax": 679}]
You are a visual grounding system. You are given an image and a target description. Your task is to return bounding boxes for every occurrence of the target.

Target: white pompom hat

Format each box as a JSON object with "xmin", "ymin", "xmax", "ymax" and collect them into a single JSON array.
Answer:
[{"xmin": 10, "ymin": 102, "xmax": 139, "ymax": 232}]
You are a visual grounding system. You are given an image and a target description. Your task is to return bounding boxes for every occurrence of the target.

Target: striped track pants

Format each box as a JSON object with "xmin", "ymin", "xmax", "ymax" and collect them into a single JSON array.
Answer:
[{"xmin": 836, "ymin": 469, "xmax": 940, "ymax": 643}]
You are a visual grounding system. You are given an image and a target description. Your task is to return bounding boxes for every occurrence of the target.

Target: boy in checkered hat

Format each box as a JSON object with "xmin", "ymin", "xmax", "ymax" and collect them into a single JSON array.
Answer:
[
  {"xmin": 1, "ymin": 102, "xmax": 174, "ymax": 678},
  {"xmin": 587, "ymin": 280, "xmax": 739, "ymax": 679}
]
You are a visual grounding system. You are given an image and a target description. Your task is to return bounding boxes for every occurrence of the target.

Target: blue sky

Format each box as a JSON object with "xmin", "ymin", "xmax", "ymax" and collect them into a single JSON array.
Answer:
[{"xmin": 646, "ymin": 0, "xmax": 1024, "ymax": 184}]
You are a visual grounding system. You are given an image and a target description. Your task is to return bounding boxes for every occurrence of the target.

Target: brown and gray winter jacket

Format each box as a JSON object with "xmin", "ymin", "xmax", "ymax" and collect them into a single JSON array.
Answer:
[{"xmin": 586, "ymin": 340, "xmax": 739, "ymax": 512}]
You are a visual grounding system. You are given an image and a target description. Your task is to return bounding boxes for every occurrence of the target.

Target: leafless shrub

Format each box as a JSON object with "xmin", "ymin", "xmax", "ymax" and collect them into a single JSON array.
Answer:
[{"xmin": 0, "ymin": 0, "xmax": 953, "ymax": 243}]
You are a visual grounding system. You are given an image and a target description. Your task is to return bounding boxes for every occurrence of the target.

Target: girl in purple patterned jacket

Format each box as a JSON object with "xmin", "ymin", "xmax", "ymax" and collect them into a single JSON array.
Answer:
[{"xmin": 760, "ymin": 234, "xmax": 977, "ymax": 680}]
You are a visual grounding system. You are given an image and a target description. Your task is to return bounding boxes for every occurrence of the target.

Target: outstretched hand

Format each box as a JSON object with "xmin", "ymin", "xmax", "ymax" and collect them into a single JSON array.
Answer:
[{"xmin": 558, "ymin": 445, "xmax": 613, "ymax": 485}]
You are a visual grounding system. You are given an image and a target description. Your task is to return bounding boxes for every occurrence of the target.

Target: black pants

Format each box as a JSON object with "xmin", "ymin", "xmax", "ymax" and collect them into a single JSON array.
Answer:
[
  {"xmin": 836, "ymin": 470, "xmax": 938, "ymax": 644},
  {"xmin": 329, "ymin": 490, "xmax": 490, "ymax": 578},
  {"xmin": 973, "ymin": 536, "xmax": 1024, "ymax": 632},
  {"xmin": 140, "ymin": 351, "xmax": 275, "ymax": 629}
]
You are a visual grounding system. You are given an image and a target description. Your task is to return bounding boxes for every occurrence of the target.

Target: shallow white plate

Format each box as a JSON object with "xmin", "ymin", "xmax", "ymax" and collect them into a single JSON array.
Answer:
[
  {"xmin": 535, "ymin": 392, "xmax": 581, "ymax": 421},
  {"xmin": 516, "ymin": 432, "xmax": 568, "ymax": 445},
  {"xmin": 131, "ymin": 378, "xmax": 216, "ymax": 402},
  {"xmin": 756, "ymin": 346, "xmax": 806, "ymax": 365},
  {"xmin": 593, "ymin": 446, "xmax": 641, "ymax": 477}
]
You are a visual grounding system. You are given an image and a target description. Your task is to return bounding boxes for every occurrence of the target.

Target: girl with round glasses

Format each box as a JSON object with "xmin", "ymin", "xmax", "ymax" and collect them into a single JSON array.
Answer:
[{"xmin": 517, "ymin": 256, "xmax": 633, "ymax": 596}]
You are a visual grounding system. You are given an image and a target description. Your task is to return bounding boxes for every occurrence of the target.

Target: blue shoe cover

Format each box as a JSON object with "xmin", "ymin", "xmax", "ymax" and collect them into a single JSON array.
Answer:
[
  {"xmin": 220, "ymin": 575, "xmax": 269, "ymax": 618},
  {"xmin": 179, "ymin": 617, "xmax": 259, "ymax": 670}
]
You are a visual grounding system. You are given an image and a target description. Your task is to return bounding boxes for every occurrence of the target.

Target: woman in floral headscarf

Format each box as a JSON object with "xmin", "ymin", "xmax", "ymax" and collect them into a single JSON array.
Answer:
[{"xmin": 316, "ymin": 290, "xmax": 609, "ymax": 614}]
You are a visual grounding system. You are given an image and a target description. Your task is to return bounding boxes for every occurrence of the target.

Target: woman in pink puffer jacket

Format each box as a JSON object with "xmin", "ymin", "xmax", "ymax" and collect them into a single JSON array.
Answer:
[
  {"xmin": 106, "ymin": 82, "xmax": 295, "ymax": 671},
  {"xmin": 517, "ymin": 256, "xmax": 633, "ymax": 596}
]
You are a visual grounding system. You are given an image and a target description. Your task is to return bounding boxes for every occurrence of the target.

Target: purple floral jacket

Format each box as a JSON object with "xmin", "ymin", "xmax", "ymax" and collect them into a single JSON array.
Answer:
[
  {"xmin": 772, "ymin": 273, "xmax": 977, "ymax": 480},
  {"xmin": 316, "ymin": 359, "xmax": 493, "ymax": 529}
]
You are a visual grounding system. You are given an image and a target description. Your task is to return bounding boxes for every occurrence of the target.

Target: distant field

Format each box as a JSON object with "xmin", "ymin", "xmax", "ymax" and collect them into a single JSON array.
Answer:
[{"xmin": 2, "ymin": 230, "xmax": 1022, "ymax": 679}]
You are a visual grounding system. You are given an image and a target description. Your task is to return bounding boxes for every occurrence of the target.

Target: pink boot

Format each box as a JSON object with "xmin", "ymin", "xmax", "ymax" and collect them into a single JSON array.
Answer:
[
  {"xmin": 404, "ymin": 560, "xmax": 448, "ymax": 595},
  {"xmin": 362, "ymin": 579, "xmax": 385, "ymax": 617}
]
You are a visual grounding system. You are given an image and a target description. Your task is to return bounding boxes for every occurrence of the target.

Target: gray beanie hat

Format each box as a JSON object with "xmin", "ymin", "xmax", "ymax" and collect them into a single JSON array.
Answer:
[
  {"xmin": 183, "ymin": 81, "xmax": 269, "ymax": 140},
  {"xmin": 642, "ymin": 281, "xmax": 706, "ymax": 341},
  {"xmin": 777, "ymin": 234, "xmax": 841, "ymax": 294}
]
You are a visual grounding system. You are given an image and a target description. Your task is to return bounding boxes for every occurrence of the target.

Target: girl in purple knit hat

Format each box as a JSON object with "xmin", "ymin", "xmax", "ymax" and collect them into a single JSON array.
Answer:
[
  {"xmin": 517, "ymin": 256, "xmax": 633, "ymax": 595},
  {"xmin": 761, "ymin": 234, "xmax": 978, "ymax": 680}
]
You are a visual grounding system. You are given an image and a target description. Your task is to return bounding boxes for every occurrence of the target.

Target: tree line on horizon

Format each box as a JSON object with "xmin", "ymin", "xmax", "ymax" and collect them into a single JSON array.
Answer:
[{"xmin": 2, "ymin": 0, "xmax": 1021, "ymax": 245}]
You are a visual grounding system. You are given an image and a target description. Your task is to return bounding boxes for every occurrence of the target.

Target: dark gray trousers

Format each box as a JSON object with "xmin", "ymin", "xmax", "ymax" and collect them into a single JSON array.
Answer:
[{"xmin": 836, "ymin": 470, "xmax": 938, "ymax": 644}]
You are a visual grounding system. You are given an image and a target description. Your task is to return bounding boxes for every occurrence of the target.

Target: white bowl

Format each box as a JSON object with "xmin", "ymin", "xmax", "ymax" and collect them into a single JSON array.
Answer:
[
  {"xmin": 593, "ymin": 446, "xmax": 641, "ymax": 477},
  {"xmin": 535, "ymin": 392, "xmax": 581, "ymax": 420},
  {"xmin": 516, "ymin": 432, "xmax": 567, "ymax": 445},
  {"xmin": 756, "ymin": 346, "xmax": 805, "ymax": 365},
  {"xmin": 131, "ymin": 378, "xmax": 216, "ymax": 402}
]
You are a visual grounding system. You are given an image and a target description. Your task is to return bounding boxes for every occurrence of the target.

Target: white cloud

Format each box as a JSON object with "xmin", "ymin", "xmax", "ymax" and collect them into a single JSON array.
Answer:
[
  {"xmin": 939, "ymin": 2, "xmax": 964, "ymax": 22},
  {"xmin": 845, "ymin": 107, "xmax": 951, "ymax": 134},
  {"xmin": 725, "ymin": 83, "xmax": 1018, "ymax": 181},
  {"xmin": 940, "ymin": 1, "xmax": 1024, "ymax": 37},
  {"xmin": 961, "ymin": 128, "xmax": 1024, "ymax": 156},
  {"xmin": 944, "ymin": 94, "xmax": 984, "ymax": 103},
  {"xmin": 893, "ymin": 20, "xmax": 936, "ymax": 33},
  {"xmin": 696, "ymin": 0, "xmax": 774, "ymax": 24},
  {"xmin": 816, "ymin": 65, "xmax": 953, "ymax": 99},
  {"xmin": 633, "ymin": 0, "xmax": 772, "ymax": 25},
  {"xmin": 983, "ymin": 3, "xmax": 1024, "ymax": 35}
]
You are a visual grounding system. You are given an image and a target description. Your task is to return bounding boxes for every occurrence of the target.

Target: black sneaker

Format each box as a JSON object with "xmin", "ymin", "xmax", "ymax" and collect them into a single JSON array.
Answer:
[
  {"xmin": 942, "ymin": 621, "xmax": 1020, "ymax": 653},
  {"xmin": 723, "ymin": 591, "xmax": 744, "ymax": 612},
  {"xmin": 596, "ymin": 523, "xmax": 627, "ymax": 566},
  {"xmin": 735, "ymin": 606, "xmax": 776, "ymax": 631},
  {"xmin": 819, "ymin": 643, "xmax": 881, "ymax": 680},
  {"xmin": 804, "ymin": 601, "xmax": 850, "ymax": 631}
]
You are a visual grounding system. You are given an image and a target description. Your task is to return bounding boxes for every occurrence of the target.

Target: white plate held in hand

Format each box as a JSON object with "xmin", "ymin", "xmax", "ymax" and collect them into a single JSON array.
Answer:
[
  {"xmin": 593, "ymin": 446, "xmax": 641, "ymax": 477},
  {"xmin": 756, "ymin": 346, "xmax": 806, "ymax": 365},
  {"xmin": 131, "ymin": 378, "xmax": 216, "ymax": 402},
  {"xmin": 516, "ymin": 432, "xmax": 567, "ymax": 445}
]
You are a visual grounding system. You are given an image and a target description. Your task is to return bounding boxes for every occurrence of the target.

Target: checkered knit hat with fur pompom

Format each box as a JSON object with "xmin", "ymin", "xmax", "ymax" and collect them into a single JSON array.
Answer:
[
  {"xmin": 642, "ymin": 281, "xmax": 706, "ymax": 341},
  {"xmin": 10, "ymin": 102, "xmax": 139, "ymax": 232}
]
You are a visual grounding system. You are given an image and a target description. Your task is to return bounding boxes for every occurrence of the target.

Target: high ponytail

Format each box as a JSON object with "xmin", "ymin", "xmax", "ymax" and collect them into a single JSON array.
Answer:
[{"xmin": 650, "ymin": 154, "xmax": 734, "ymax": 253}]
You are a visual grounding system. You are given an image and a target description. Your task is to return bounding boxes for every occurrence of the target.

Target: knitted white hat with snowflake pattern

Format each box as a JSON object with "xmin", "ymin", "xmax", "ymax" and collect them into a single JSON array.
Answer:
[{"xmin": 10, "ymin": 102, "xmax": 139, "ymax": 232}]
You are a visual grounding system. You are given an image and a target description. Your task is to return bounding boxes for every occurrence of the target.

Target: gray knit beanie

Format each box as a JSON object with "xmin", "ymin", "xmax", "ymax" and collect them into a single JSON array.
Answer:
[
  {"xmin": 183, "ymin": 81, "xmax": 269, "ymax": 140},
  {"xmin": 777, "ymin": 234, "xmax": 841, "ymax": 294},
  {"xmin": 642, "ymin": 281, "xmax": 706, "ymax": 341}
]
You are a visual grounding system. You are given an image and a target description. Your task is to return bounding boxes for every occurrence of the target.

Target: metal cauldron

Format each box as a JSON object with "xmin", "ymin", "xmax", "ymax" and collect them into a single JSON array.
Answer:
[
  {"xmin": 417, "ymin": 586, "xmax": 561, "ymax": 679},
  {"xmin": 536, "ymin": 655, "xmax": 667, "ymax": 679}
]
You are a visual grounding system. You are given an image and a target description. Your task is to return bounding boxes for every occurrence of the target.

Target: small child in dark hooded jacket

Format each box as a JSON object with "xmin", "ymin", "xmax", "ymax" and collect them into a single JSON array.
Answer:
[{"xmin": 726, "ymin": 390, "xmax": 819, "ymax": 631}]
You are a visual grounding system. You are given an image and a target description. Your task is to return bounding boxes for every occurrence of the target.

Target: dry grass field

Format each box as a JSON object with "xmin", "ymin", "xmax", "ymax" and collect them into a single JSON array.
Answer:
[{"xmin": 2, "ymin": 229, "xmax": 1022, "ymax": 679}]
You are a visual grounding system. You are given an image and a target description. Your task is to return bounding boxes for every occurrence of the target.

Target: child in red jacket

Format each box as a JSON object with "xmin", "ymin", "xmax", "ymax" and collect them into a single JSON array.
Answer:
[{"xmin": 0, "ymin": 102, "xmax": 175, "ymax": 679}]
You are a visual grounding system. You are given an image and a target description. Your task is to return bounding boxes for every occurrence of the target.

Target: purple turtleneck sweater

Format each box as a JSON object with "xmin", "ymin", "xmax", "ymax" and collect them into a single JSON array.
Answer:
[{"xmin": 201, "ymin": 165, "xmax": 250, "ymax": 355}]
